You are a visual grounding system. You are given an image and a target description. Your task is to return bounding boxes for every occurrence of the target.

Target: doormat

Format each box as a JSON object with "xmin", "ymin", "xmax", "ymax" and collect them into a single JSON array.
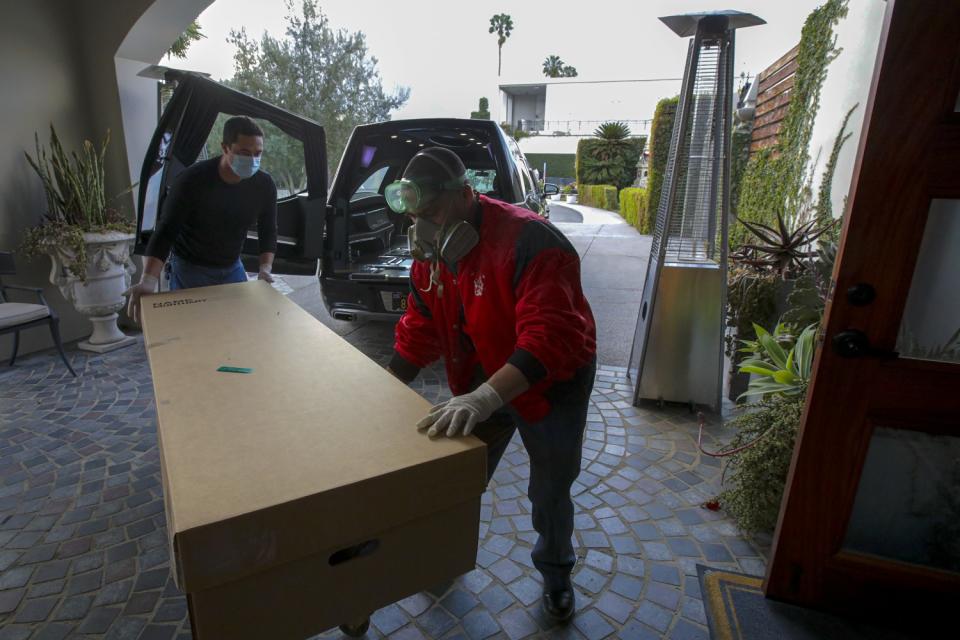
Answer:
[{"xmin": 696, "ymin": 565, "xmax": 920, "ymax": 640}]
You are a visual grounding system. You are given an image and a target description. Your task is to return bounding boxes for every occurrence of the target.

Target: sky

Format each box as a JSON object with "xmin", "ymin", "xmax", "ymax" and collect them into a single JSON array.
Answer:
[{"xmin": 178, "ymin": 0, "xmax": 826, "ymax": 123}]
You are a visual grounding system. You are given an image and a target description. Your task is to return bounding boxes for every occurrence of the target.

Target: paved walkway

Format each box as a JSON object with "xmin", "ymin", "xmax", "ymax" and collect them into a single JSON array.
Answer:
[{"xmin": 0, "ymin": 205, "xmax": 766, "ymax": 639}]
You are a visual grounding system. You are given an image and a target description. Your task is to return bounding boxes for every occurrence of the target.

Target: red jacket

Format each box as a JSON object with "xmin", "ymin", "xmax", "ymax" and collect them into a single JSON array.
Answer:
[{"xmin": 392, "ymin": 195, "xmax": 596, "ymax": 422}]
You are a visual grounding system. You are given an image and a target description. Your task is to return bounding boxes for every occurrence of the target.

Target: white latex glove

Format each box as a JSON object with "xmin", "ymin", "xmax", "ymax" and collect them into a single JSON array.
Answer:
[
  {"xmin": 124, "ymin": 273, "xmax": 159, "ymax": 325},
  {"xmin": 258, "ymin": 265, "xmax": 275, "ymax": 283},
  {"xmin": 417, "ymin": 382, "xmax": 503, "ymax": 438}
]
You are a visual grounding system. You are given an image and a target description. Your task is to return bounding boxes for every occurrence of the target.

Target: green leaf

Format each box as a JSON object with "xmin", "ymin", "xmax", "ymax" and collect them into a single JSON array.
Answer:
[
  {"xmin": 752, "ymin": 323, "xmax": 770, "ymax": 340},
  {"xmin": 740, "ymin": 365, "xmax": 779, "ymax": 377},
  {"xmin": 773, "ymin": 369, "xmax": 797, "ymax": 385},
  {"xmin": 759, "ymin": 333, "xmax": 789, "ymax": 369}
]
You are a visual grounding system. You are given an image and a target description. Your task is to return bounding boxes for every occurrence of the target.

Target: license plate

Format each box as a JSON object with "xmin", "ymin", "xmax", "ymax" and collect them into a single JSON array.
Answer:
[{"xmin": 380, "ymin": 291, "xmax": 408, "ymax": 312}]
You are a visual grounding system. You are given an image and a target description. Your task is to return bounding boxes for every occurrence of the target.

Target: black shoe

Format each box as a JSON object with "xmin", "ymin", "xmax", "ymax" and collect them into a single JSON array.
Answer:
[{"xmin": 542, "ymin": 588, "xmax": 576, "ymax": 622}]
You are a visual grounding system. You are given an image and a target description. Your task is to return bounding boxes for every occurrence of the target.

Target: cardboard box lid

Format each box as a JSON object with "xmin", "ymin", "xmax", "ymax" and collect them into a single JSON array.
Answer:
[{"xmin": 142, "ymin": 281, "xmax": 486, "ymax": 592}]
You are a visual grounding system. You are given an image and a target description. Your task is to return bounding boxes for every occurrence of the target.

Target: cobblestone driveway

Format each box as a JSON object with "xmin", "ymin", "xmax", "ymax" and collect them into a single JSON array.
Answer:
[{"xmin": 0, "ymin": 327, "xmax": 764, "ymax": 640}]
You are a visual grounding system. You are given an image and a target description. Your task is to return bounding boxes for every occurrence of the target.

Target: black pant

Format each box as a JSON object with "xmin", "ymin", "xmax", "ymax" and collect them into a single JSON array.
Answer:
[{"xmin": 472, "ymin": 360, "xmax": 595, "ymax": 591}]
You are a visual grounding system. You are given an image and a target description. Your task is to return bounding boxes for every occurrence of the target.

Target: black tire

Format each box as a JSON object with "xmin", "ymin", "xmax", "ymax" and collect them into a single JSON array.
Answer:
[{"xmin": 339, "ymin": 619, "xmax": 370, "ymax": 637}]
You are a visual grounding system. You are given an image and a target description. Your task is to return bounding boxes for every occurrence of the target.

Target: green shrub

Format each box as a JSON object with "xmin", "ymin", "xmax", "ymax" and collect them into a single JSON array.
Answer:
[
  {"xmin": 576, "ymin": 137, "xmax": 645, "ymax": 191},
  {"xmin": 470, "ymin": 97, "xmax": 490, "ymax": 119},
  {"xmin": 618, "ymin": 187, "xmax": 649, "ymax": 232},
  {"xmin": 719, "ymin": 395, "xmax": 805, "ymax": 533},
  {"xmin": 645, "ymin": 96, "xmax": 678, "ymax": 233},
  {"xmin": 579, "ymin": 184, "xmax": 618, "ymax": 211}
]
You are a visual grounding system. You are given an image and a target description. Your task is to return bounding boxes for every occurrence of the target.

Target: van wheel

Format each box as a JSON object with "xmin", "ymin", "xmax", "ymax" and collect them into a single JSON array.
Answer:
[{"xmin": 340, "ymin": 618, "xmax": 370, "ymax": 637}]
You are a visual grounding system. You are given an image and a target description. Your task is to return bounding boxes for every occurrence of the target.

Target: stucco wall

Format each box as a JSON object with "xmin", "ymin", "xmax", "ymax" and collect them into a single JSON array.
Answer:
[
  {"xmin": 807, "ymin": 0, "xmax": 886, "ymax": 220},
  {"xmin": 0, "ymin": 0, "xmax": 210, "ymax": 362}
]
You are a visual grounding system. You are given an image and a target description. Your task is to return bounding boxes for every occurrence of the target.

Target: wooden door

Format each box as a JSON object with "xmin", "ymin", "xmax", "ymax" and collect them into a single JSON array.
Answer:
[{"xmin": 765, "ymin": 0, "xmax": 960, "ymax": 624}]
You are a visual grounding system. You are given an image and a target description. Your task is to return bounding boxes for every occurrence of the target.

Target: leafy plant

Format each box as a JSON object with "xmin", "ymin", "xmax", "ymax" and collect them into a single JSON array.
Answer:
[
  {"xmin": 21, "ymin": 125, "xmax": 133, "ymax": 281},
  {"xmin": 781, "ymin": 238, "xmax": 837, "ymax": 328},
  {"xmin": 739, "ymin": 323, "xmax": 817, "ymax": 400},
  {"xmin": 167, "ymin": 21, "xmax": 205, "ymax": 59},
  {"xmin": 543, "ymin": 55, "xmax": 564, "ymax": 78},
  {"xmin": 489, "ymin": 14, "xmax": 514, "ymax": 76},
  {"xmin": 594, "ymin": 121, "xmax": 630, "ymax": 140},
  {"xmin": 718, "ymin": 395, "xmax": 805, "ymax": 533},
  {"xmin": 734, "ymin": 211, "xmax": 836, "ymax": 279},
  {"xmin": 725, "ymin": 266, "xmax": 781, "ymax": 359}
]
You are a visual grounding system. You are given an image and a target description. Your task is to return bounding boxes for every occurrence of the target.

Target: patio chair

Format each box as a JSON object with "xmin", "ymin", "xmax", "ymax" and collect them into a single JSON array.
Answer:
[{"xmin": 0, "ymin": 251, "xmax": 77, "ymax": 376}]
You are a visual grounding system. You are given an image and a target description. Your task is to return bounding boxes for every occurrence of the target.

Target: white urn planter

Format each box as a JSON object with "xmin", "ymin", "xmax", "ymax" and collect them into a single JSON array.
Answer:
[
  {"xmin": 567, "ymin": 194, "xmax": 578, "ymax": 204},
  {"xmin": 46, "ymin": 231, "xmax": 137, "ymax": 353}
]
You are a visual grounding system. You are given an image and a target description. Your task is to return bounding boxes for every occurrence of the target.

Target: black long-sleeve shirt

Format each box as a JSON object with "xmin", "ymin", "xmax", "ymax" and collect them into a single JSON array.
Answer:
[{"xmin": 145, "ymin": 157, "xmax": 278, "ymax": 267}]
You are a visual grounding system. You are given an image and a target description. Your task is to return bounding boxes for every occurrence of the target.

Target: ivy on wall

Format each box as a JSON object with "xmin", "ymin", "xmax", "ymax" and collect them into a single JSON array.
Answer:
[
  {"xmin": 732, "ymin": 0, "xmax": 849, "ymax": 247},
  {"xmin": 816, "ymin": 103, "xmax": 857, "ymax": 225},
  {"xmin": 729, "ymin": 127, "xmax": 753, "ymax": 223}
]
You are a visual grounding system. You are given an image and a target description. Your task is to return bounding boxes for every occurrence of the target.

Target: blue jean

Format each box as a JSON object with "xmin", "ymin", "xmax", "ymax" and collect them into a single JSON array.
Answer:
[
  {"xmin": 167, "ymin": 254, "xmax": 248, "ymax": 291},
  {"xmin": 472, "ymin": 360, "xmax": 596, "ymax": 591}
]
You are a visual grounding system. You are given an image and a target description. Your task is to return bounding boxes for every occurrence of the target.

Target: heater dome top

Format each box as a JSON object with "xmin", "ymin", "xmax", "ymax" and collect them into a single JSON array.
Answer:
[{"xmin": 659, "ymin": 10, "xmax": 765, "ymax": 38}]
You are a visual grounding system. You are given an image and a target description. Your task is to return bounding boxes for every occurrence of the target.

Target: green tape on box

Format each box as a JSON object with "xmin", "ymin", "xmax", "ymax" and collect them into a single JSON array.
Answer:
[{"xmin": 217, "ymin": 366, "xmax": 253, "ymax": 374}]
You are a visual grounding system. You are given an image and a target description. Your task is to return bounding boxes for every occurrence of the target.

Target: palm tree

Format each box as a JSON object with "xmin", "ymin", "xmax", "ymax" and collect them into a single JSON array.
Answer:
[
  {"xmin": 543, "ymin": 55, "xmax": 565, "ymax": 78},
  {"xmin": 561, "ymin": 65, "xmax": 578, "ymax": 78},
  {"xmin": 489, "ymin": 14, "xmax": 514, "ymax": 77}
]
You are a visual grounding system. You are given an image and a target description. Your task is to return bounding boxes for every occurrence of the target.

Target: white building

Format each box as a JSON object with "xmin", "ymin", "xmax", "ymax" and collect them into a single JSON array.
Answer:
[{"xmin": 498, "ymin": 77, "xmax": 681, "ymax": 158}]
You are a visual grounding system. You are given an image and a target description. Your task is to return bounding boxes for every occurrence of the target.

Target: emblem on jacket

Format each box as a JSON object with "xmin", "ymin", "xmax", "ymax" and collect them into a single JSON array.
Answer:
[{"xmin": 473, "ymin": 273, "xmax": 486, "ymax": 297}]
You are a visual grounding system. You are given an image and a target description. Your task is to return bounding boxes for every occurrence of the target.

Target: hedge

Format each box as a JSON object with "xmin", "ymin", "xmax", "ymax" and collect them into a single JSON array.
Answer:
[
  {"xmin": 579, "ymin": 184, "xmax": 618, "ymax": 211},
  {"xmin": 525, "ymin": 153, "xmax": 576, "ymax": 180},
  {"xmin": 645, "ymin": 96, "xmax": 679, "ymax": 235},
  {"xmin": 619, "ymin": 187, "xmax": 649, "ymax": 233}
]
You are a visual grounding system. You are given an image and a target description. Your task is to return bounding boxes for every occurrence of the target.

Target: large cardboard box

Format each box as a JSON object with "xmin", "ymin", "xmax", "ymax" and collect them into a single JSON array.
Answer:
[{"xmin": 142, "ymin": 281, "xmax": 486, "ymax": 639}]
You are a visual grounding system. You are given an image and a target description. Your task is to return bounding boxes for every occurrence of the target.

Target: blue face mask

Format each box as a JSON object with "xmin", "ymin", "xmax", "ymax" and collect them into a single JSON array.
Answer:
[{"xmin": 229, "ymin": 154, "xmax": 260, "ymax": 179}]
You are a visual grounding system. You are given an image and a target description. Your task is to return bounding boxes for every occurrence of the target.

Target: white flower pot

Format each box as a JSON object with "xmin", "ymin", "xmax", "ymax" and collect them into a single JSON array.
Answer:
[
  {"xmin": 567, "ymin": 194, "xmax": 578, "ymax": 204},
  {"xmin": 46, "ymin": 231, "xmax": 137, "ymax": 353}
]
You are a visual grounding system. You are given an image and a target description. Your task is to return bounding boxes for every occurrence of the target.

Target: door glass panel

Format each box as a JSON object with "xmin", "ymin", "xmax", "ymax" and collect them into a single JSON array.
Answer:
[
  {"xmin": 351, "ymin": 166, "xmax": 389, "ymax": 201},
  {"xmin": 202, "ymin": 115, "xmax": 307, "ymax": 199},
  {"xmin": 896, "ymin": 199, "xmax": 960, "ymax": 363},
  {"xmin": 843, "ymin": 427, "xmax": 960, "ymax": 573}
]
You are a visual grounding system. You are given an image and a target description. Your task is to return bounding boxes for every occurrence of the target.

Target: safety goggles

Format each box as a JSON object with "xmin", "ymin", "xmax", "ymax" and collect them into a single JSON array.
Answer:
[{"xmin": 384, "ymin": 176, "xmax": 465, "ymax": 215}]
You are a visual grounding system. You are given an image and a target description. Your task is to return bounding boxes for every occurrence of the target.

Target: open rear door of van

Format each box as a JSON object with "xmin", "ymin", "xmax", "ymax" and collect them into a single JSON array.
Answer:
[{"xmin": 136, "ymin": 70, "xmax": 326, "ymax": 276}]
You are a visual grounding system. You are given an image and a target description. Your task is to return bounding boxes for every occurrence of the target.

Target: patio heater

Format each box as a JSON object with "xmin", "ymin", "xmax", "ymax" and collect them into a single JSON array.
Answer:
[{"xmin": 628, "ymin": 10, "xmax": 764, "ymax": 412}]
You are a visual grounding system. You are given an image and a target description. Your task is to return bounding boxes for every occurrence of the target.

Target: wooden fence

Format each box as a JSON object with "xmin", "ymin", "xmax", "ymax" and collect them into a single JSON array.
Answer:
[{"xmin": 749, "ymin": 44, "xmax": 799, "ymax": 156}]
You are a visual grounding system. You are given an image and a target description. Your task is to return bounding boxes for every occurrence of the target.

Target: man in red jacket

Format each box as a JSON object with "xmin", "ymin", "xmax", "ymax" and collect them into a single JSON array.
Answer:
[{"xmin": 386, "ymin": 147, "xmax": 597, "ymax": 622}]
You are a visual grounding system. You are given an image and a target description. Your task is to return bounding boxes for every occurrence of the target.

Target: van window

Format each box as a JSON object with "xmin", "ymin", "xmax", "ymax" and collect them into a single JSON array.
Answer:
[
  {"xmin": 352, "ymin": 166, "xmax": 390, "ymax": 201},
  {"xmin": 465, "ymin": 169, "xmax": 497, "ymax": 195},
  {"xmin": 202, "ymin": 114, "xmax": 307, "ymax": 199}
]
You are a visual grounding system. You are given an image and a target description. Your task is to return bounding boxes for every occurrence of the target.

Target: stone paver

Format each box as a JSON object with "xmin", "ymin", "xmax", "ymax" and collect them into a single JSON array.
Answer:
[{"xmin": 0, "ymin": 336, "xmax": 764, "ymax": 639}]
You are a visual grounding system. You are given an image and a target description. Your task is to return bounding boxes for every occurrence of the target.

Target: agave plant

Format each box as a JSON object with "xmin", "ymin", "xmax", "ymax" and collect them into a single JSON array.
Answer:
[
  {"xmin": 734, "ymin": 211, "xmax": 836, "ymax": 279},
  {"xmin": 593, "ymin": 121, "xmax": 631, "ymax": 140},
  {"xmin": 738, "ymin": 323, "xmax": 818, "ymax": 400}
]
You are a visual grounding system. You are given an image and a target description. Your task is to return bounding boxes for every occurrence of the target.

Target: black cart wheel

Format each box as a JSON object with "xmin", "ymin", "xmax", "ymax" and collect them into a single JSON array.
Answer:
[{"xmin": 339, "ymin": 618, "xmax": 370, "ymax": 637}]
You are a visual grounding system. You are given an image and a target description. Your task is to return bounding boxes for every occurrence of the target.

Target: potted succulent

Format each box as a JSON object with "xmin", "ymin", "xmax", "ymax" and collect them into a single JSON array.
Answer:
[{"xmin": 21, "ymin": 125, "xmax": 137, "ymax": 352}]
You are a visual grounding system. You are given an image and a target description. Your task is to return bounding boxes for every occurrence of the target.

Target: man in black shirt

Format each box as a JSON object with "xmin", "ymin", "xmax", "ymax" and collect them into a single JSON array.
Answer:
[{"xmin": 125, "ymin": 116, "xmax": 278, "ymax": 323}]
